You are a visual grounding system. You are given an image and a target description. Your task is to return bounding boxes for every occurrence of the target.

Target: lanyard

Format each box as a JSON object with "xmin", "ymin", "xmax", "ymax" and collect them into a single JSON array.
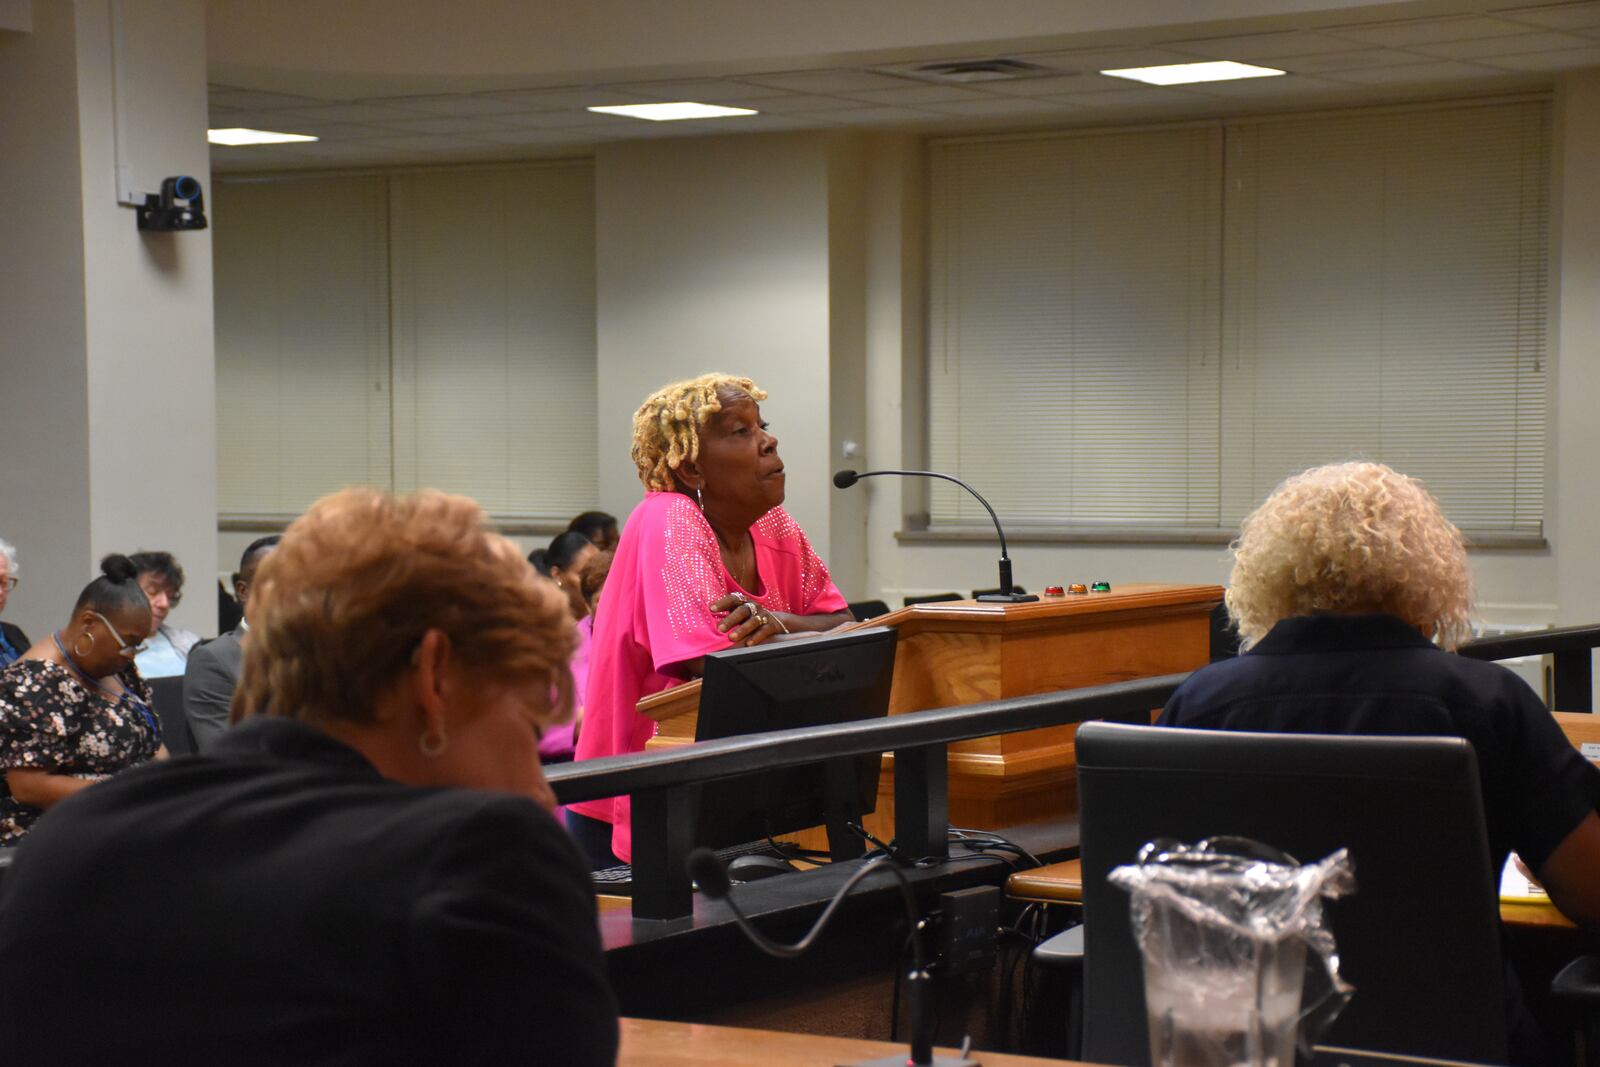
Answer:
[{"xmin": 51, "ymin": 633, "xmax": 161, "ymax": 740}]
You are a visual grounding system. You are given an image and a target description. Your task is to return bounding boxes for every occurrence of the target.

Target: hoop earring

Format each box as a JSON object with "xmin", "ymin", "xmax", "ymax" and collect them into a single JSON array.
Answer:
[
  {"xmin": 696, "ymin": 486, "xmax": 704, "ymax": 510},
  {"xmin": 419, "ymin": 725, "xmax": 449, "ymax": 758},
  {"xmin": 73, "ymin": 631, "xmax": 95, "ymax": 658}
]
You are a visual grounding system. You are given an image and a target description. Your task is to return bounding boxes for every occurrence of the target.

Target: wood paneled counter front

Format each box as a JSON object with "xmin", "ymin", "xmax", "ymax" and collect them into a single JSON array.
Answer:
[{"xmin": 635, "ymin": 583, "xmax": 1223, "ymax": 831}]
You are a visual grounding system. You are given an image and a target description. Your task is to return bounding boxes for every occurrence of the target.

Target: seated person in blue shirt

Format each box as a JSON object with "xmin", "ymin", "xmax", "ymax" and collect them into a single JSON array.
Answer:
[
  {"xmin": 0, "ymin": 537, "xmax": 28, "ymax": 667},
  {"xmin": 1163, "ymin": 461, "xmax": 1600, "ymax": 928},
  {"xmin": 129, "ymin": 550, "xmax": 201, "ymax": 678}
]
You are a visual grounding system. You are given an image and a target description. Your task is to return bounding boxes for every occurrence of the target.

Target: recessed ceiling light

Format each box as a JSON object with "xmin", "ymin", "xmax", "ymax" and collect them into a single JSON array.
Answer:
[
  {"xmin": 208, "ymin": 128, "xmax": 319, "ymax": 146},
  {"xmin": 1099, "ymin": 60, "xmax": 1287, "ymax": 86},
  {"xmin": 586, "ymin": 102, "xmax": 759, "ymax": 121}
]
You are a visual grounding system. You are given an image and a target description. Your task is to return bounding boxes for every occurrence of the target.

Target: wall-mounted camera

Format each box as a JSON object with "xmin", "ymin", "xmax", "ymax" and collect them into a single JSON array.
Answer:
[{"xmin": 136, "ymin": 176, "xmax": 208, "ymax": 232}]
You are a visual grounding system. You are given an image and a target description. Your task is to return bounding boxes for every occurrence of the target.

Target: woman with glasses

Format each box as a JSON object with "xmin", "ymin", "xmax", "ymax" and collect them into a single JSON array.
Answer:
[
  {"xmin": 0, "ymin": 538, "xmax": 28, "ymax": 668},
  {"xmin": 0, "ymin": 553, "xmax": 164, "ymax": 845}
]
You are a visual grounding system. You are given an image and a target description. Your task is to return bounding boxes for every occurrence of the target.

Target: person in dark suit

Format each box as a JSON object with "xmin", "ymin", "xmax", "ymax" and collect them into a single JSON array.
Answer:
[
  {"xmin": 0, "ymin": 488, "xmax": 619, "ymax": 1066},
  {"xmin": 182, "ymin": 534, "xmax": 279, "ymax": 750}
]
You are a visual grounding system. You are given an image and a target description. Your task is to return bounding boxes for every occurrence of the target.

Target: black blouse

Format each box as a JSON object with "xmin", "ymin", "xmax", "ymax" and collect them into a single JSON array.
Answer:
[{"xmin": 0, "ymin": 658, "xmax": 160, "ymax": 844}]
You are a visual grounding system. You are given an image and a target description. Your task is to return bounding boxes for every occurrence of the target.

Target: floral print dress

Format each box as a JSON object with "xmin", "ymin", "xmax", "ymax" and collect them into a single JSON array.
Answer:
[{"xmin": 0, "ymin": 659, "xmax": 160, "ymax": 845}]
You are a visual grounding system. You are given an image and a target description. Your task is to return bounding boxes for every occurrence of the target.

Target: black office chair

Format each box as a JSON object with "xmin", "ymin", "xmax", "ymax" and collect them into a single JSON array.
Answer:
[
  {"xmin": 847, "ymin": 599, "xmax": 891, "ymax": 622},
  {"xmin": 903, "ymin": 592, "xmax": 963, "ymax": 607},
  {"xmin": 1073, "ymin": 722, "xmax": 1507, "ymax": 1065},
  {"xmin": 146, "ymin": 675, "xmax": 196, "ymax": 757}
]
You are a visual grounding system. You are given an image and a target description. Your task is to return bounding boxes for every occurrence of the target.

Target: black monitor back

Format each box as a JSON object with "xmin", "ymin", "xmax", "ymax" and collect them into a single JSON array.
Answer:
[
  {"xmin": 1076, "ymin": 721, "xmax": 1506, "ymax": 1066},
  {"xmin": 693, "ymin": 626, "xmax": 897, "ymax": 855}
]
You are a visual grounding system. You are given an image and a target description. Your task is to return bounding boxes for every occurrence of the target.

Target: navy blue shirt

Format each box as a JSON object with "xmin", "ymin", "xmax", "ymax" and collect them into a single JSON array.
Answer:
[{"xmin": 1160, "ymin": 613, "xmax": 1600, "ymax": 877}]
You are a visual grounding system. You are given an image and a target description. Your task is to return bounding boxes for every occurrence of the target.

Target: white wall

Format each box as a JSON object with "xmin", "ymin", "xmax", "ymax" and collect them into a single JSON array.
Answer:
[
  {"xmin": 594, "ymin": 132, "xmax": 836, "ymax": 556},
  {"xmin": 0, "ymin": 0, "xmax": 216, "ymax": 640}
]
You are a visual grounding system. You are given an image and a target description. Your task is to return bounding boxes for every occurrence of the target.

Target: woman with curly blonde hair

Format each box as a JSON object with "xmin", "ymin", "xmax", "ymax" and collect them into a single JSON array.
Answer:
[
  {"xmin": 0, "ymin": 488, "xmax": 619, "ymax": 1064},
  {"xmin": 567, "ymin": 372, "xmax": 852, "ymax": 868},
  {"xmin": 1162, "ymin": 462, "xmax": 1600, "ymax": 977}
]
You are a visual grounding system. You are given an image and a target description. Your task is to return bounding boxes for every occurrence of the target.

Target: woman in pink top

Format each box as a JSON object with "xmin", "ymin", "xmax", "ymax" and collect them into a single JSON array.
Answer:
[{"xmin": 567, "ymin": 373, "xmax": 851, "ymax": 868}]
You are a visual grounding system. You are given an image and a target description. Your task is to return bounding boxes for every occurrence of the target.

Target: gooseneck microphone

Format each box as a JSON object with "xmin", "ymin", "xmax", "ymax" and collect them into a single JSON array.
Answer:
[
  {"xmin": 688, "ymin": 848, "xmax": 979, "ymax": 1067},
  {"xmin": 832, "ymin": 469, "xmax": 1038, "ymax": 603}
]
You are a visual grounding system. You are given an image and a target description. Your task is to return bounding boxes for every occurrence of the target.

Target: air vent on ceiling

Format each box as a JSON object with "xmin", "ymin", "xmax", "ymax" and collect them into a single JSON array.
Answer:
[{"xmin": 901, "ymin": 58, "xmax": 1054, "ymax": 83}]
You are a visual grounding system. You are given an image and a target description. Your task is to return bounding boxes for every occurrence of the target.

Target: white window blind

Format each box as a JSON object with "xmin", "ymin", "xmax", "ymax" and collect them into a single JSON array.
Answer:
[
  {"xmin": 214, "ymin": 163, "xmax": 598, "ymax": 523},
  {"xmin": 928, "ymin": 98, "xmax": 1549, "ymax": 538},
  {"xmin": 1221, "ymin": 101, "xmax": 1548, "ymax": 535},
  {"xmin": 389, "ymin": 164, "xmax": 597, "ymax": 520},
  {"xmin": 213, "ymin": 176, "xmax": 391, "ymax": 516},
  {"xmin": 928, "ymin": 127, "xmax": 1223, "ymax": 529}
]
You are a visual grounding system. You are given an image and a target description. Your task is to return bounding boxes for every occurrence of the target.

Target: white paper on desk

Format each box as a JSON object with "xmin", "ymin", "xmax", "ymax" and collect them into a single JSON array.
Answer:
[{"xmin": 1500, "ymin": 853, "xmax": 1549, "ymax": 903}]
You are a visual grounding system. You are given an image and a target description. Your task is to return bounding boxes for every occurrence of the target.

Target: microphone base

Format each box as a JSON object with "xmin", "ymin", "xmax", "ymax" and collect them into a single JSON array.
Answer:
[
  {"xmin": 842, "ymin": 1057, "xmax": 981, "ymax": 1067},
  {"xmin": 974, "ymin": 592, "xmax": 1039, "ymax": 603}
]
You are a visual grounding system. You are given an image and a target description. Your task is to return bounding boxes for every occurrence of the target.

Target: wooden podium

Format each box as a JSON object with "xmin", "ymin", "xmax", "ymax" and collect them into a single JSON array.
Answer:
[{"xmin": 637, "ymin": 582, "xmax": 1223, "ymax": 831}]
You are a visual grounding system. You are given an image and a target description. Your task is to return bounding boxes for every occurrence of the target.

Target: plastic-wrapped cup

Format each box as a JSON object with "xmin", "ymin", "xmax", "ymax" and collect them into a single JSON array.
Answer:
[
  {"xmin": 1141, "ymin": 905, "xmax": 1305, "ymax": 1067},
  {"xmin": 1111, "ymin": 838, "xmax": 1354, "ymax": 1067}
]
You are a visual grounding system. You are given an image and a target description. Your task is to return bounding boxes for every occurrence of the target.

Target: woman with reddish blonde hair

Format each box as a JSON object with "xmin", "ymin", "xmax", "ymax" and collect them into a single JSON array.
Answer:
[{"xmin": 0, "ymin": 488, "xmax": 618, "ymax": 1065}]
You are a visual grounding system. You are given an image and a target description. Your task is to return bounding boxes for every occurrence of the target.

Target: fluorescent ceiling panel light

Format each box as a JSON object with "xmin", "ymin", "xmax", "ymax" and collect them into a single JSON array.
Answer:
[
  {"xmin": 1099, "ymin": 60, "xmax": 1286, "ymax": 85},
  {"xmin": 586, "ymin": 102, "xmax": 759, "ymax": 121},
  {"xmin": 208, "ymin": 127, "xmax": 318, "ymax": 146}
]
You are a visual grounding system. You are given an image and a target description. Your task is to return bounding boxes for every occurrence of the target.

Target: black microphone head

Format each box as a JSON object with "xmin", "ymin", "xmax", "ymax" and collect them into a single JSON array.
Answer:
[
  {"xmin": 833, "ymin": 469, "xmax": 859, "ymax": 489},
  {"xmin": 687, "ymin": 847, "xmax": 732, "ymax": 899}
]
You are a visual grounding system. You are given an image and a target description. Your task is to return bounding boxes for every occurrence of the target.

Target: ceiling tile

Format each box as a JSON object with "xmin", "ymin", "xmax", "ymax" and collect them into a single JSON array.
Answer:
[
  {"xmin": 837, "ymin": 84, "xmax": 992, "ymax": 105},
  {"xmin": 371, "ymin": 115, "xmax": 527, "ymax": 135},
  {"xmin": 789, "ymin": 105, "xmax": 940, "ymax": 125},
  {"xmin": 1479, "ymin": 44, "xmax": 1600, "ymax": 67},
  {"xmin": 1045, "ymin": 86, "xmax": 1195, "ymax": 108},
  {"xmin": 1497, "ymin": 3, "xmax": 1600, "ymax": 31},
  {"xmin": 373, "ymin": 94, "xmax": 539, "ymax": 117},
  {"xmin": 1166, "ymin": 31, "xmax": 1373, "ymax": 60},
  {"xmin": 242, "ymin": 121, "xmax": 391, "ymax": 141},
  {"xmin": 1412, "ymin": 30, "xmax": 1595, "ymax": 57},
  {"xmin": 608, "ymin": 78, "xmax": 796, "ymax": 102},
  {"xmin": 1329, "ymin": 16, "xmax": 1534, "ymax": 47},
  {"xmin": 950, "ymin": 73, "xmax": 1117, "ymax": 97},
  {"xmin": 923, "ymin": 96, "xmax": 1084, "ymax": 117},
  {"xmin": 1278, "ymin": 49, "xmax": 1437, "ymax": 73},
  {"xmin": 723, "ymin": 93, "xmax": 855, "ymax": 113},
  {"xmin": 493, "ymin": 109, "xmax": 635, "ymax": 130},
  {"xmin": 208, "ymin": 88, "xmax": 325, "ymax": 111},
  {"xmin": 740, "ymin": 69, "xmax": 915, "ymax": 93},
  {"xmin": 1175, "ymin": 74, "xmax": 1351, "ymax": 97},
  {"xmin": 357, "ymin": 135, "xmax": 500, "ymax": 152},
  {"xmin": 1022, "ymin": 47, "xmax": 1201, "ymax": 74},
  {"xmin": 1319, "ymin": 59, "xmax": 1501, "ymax": 84},
  {"xmin": 473, "ymin": 127, "xmax": 611, "ymax": 145},
  {"xmin": 486, "ymin": 87, "xmax": 657, "ymax": 110},
  {"xmin": 271, "ymin": 102, "xmax": 436, "ymax": 123}
]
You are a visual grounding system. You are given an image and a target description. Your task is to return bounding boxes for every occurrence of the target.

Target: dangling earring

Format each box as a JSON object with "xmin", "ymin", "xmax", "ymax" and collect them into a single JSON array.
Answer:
[
  {"xmin": 696, "ymin": 486, "xmax": 704, "ymax": 510},
  {"xmin": 74, "ymin": 631, "xmax": 95, "ymax": 657},
  {"xmin": 419, "ymin": 725, "xmax": 449, "ymax": 757}
]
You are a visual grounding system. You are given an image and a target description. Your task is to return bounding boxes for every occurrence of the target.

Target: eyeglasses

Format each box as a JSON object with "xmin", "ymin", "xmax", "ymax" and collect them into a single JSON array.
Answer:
[
  {"xmin": 91, "ymin": 611, "xmax": 149, "ymax": 658},
  {"xmin": 0, "ymin": 577, "xmax": 15, "ymax": 591}
]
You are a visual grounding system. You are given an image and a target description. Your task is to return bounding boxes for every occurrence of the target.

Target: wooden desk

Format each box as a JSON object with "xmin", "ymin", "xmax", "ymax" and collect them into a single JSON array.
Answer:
[
  {"xmin": 638, "ymin": 584, "xmax": 1222, "ymax": 834},
  {"xmin": 618, "ymin": 1016, "xmax": 1089, "ymax": 1066}
]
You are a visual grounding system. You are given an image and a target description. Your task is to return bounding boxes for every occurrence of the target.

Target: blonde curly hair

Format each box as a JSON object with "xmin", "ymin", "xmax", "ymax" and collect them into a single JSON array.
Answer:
[
  {"xmin": 1226, "ymin": 461, "xmax": 1474, "ymax": 650},
  {"xmin": 232, "ymin": 487, "xmax": 574, "ymax": 729},
  {"xmin": 630, "ymin": 373, "xmax": 768, "ymax": 492}
]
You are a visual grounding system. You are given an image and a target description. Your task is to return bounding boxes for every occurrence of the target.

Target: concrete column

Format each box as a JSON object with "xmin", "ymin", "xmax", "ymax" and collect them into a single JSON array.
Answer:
[{"xmin": 0, "ymin": 0, "xmax": 217, "ymax": 639}]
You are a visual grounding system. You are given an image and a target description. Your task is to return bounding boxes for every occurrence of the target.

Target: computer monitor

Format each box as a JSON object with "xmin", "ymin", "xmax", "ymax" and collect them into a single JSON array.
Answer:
[{"xmin": 692, "ymin": 626, "xmax": 898, "ymax": 860}]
